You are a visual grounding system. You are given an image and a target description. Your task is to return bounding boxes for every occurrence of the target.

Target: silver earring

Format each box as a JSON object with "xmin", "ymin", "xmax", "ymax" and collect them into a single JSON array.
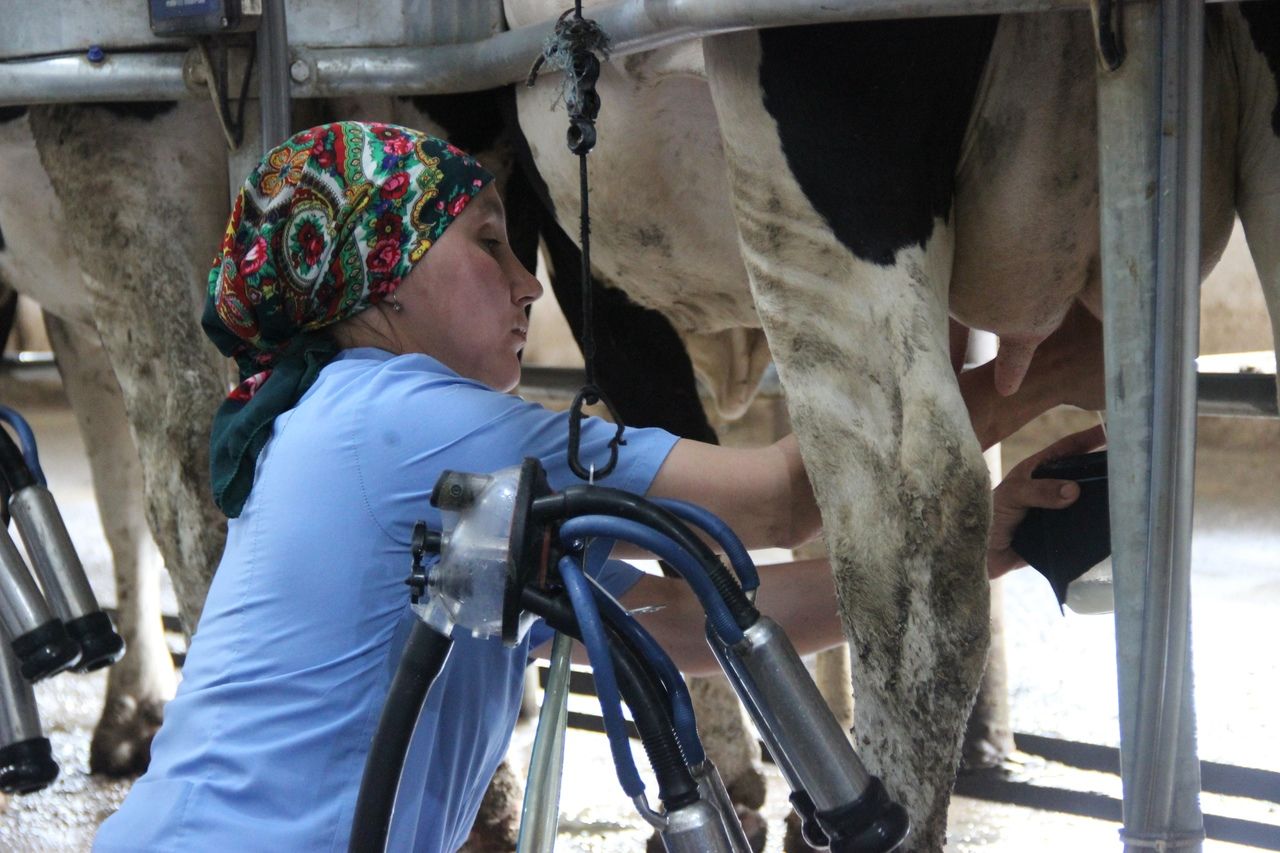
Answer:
[{"xmin": 388, "ymin": 292, "xmax": 403, "ymax": 313}]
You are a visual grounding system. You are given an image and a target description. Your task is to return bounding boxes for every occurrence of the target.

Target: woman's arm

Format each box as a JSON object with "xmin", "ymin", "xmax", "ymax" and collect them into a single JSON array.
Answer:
[
  {"xmin": 644, "ymin": 433, "xmax": 820, "ymax": 552},
  {"xmin": 532, "ymin": 556, "xmax": 843, "ymax": 676}
]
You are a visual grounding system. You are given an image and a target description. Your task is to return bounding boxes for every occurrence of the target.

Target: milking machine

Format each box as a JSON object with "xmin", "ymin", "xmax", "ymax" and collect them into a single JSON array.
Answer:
[
  {"xmin": 0, "ymin": 405, "xmax": 125, "ymax": 794},
  {"xmin": 350, "ymin": 458, "xmax": 910, "ymax": 852}
]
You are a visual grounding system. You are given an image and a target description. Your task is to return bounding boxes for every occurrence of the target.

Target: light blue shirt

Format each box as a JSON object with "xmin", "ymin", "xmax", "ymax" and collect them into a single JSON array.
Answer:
[{"xmin": 94, "ymin": 349, "xmax": 678, "ymax": 852}]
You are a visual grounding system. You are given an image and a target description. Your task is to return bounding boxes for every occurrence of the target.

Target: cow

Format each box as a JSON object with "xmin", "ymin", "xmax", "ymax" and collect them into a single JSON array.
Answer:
[{"xmin": 508, "ymin": 1, "xmax": 1280, "ymax": 848}]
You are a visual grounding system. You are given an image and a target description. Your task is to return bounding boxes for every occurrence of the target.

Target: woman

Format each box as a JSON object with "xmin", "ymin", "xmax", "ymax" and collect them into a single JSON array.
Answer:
[{"xmin": 94, "ymin": 121, "xmax": 1096, "ymax": 852}]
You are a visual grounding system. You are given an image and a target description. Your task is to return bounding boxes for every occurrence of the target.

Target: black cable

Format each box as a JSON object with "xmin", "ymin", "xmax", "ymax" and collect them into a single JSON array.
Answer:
[
  {"xmin": 578, "ymin": 153, "xmax": 595, "ymax": 388},
  {"xmin": 0, "ymin": 428, "xmax": 36, "ymax": 494},
  {"xmin": 522, "ymin": 587, "xmax": 700, "ymax": 810},
  {"xmin": 349, "ymin": 621, "xmax": 454, "ymax": 853},
  {"xmin": 530, "ymin": 487, "xmax": 758, "ymax": 629}
]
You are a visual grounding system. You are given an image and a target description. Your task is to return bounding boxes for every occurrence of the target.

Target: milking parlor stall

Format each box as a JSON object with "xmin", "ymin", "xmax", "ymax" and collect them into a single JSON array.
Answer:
[{"xmin": 1, "ymin": 1, "xmax": 1279, "ymax": 851}]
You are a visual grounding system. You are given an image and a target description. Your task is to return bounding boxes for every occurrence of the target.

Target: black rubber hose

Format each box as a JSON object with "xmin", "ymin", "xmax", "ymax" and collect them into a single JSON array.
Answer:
[
  {"xmin": 0, "ymin": 429, "xmax": 35, "ymax": 494},
  {"xmin": 522, "ymin": 587, "xmax": 700, "ymax": 810},
  {"xmin": 349, "ymin": 621, "xmax": 454, "ymax": 853},
  {"xmin": 530, "ymin": 487, "xmax": 758, "ymax": 630}
]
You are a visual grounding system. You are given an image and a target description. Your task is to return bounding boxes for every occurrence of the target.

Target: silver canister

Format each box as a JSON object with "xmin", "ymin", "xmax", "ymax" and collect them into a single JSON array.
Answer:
[
  {"xmin": 9, "ymin": 485, "xmax": 100, "ymax": 622},
  {"xmin": 0, "ymin": 632, "xmax": 59, "ymax": 793},
  {"xmin": 0, "ymin": 525, "xmax": 56, "ymax": 644},
  {"xmin": 689, "ymin": 760, "xmax": 753, "ymax": 853},
  {"xmin": 659, "ymin": 800, "xmax": 738, "ymax": 853},
  {"xmin": 722, "ymin": 616, "xmax": 871, "ymax": 812}
]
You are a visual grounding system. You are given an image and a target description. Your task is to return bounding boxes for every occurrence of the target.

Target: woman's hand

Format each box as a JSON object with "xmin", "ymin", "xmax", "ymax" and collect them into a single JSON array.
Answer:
[
  {"xmin": 987, "ymin": 424, "xmax": 1107, "ymax": 579},
  {"xmin": 1025, "ymin": 302, "xmax": 1106, "ymax": 412}
]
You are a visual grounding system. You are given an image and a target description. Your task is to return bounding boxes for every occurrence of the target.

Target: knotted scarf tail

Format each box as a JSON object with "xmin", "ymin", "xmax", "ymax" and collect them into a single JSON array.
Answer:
[{"xmin": 209, "ymin": 336, "xmax": 340, "ymax": 517}]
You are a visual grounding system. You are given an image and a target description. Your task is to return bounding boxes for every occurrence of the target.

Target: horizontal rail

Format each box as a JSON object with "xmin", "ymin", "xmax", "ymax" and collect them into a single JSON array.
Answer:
[{"xmin": 0, "ymin": 0, "xmax": 1236, "ymax": 107}]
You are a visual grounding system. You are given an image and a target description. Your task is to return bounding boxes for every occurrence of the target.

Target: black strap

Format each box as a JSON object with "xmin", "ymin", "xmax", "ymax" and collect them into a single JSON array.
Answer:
[{"xmin": 530, "ymin": 4, "xmax": 625, "ymax": 481}]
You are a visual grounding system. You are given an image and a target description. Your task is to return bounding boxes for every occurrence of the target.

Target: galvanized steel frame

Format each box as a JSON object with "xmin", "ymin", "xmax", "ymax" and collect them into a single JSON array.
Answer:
[
  {"xmin": 0, "ymin": 0, "xmax": 1235, "ymax": 106},
  {"xmin": 0, "ymin": 0, "xmax": 1249, "ymax": 849}
]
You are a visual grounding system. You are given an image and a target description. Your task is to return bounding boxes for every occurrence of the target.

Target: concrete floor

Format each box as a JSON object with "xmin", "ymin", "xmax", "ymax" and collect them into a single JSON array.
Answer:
[{"xmin": 0, "ymin": 366, "xmax": 1275, "ymax": 851}]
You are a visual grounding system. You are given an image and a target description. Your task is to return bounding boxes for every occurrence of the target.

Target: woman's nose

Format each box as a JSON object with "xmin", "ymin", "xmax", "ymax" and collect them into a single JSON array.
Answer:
[{"xmin": 512, "ymin": 264, "xmax": 543, "ymax": 306}]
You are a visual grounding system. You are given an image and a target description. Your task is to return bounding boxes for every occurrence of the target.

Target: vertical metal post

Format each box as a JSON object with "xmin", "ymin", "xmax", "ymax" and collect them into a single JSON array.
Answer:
[
  {"xmin": 258, "ymin": 0, "xmax": 291, "ymax": 151},
  {"xmin": 1096, "ymin": 1, "xmax": 1205, "ymax": 850}
]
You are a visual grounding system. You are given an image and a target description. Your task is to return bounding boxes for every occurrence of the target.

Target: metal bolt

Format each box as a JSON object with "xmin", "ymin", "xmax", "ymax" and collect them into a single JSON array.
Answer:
[
  {"xmin": 86, "ymin": 45, "xmax": 105, "ymax": 64},
  {"xmin": 289, "ymin": 60, "xmax": 311, "ymax": 83}
]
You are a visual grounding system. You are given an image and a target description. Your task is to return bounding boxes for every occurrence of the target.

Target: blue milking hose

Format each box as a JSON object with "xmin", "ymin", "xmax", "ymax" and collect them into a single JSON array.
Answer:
[
  {"xmin": 558, "ymin": 557, "xmax": 645, "ymax": 798},
  {"xmin": 521, "ymin": 585, "xmax": 699, "ymax": 810},
  {"xmin": 586, "ymin": 576, "xmax": 705, "ymax": 766},
  {"xmin": 651, "ymin": 498, "xmax": 759, "ymax": 592},
  {"xmin": 532, "ymin": 486, "xmax": 759, "ymax": 630},
  {"xmin": 0, "ymin": 407, "xmax": 46, "ymax": 487},
  {"xmin": 559, "ymin": 516, "xmax": 745, "ymax": 645}
]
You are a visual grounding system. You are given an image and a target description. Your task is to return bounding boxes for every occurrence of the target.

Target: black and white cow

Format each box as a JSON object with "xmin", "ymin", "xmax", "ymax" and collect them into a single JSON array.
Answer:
[{"xmin": 511, "ymin": 1, "xmax": 1280, "ymax": 848}]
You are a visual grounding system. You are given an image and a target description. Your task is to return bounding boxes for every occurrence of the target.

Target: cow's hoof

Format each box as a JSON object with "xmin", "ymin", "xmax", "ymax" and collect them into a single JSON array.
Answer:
[
  {"xmin": 959, "ymin": 745, "xmax": 1030, "ymax": 779},
  {"xmin": 960, "ymin": 733, "xmax": 1014, "ymax": 773},
  {"xmin": 725, "ymin": 765, "xmax": 768, "ymax": 810},
  {"xmin": 737, "ymin": 804, "xmax": 768, "ymax": 851},
  {"xmin": 783, "ymin": 808, "xmax": 821, "ymax": 853},
  {"xmin": 460, "ymin": 759, "xmax": 521, "ymax": 852},
  {"xmin": 89, "ymin": 695, "xmax": 164, "ymax": 777}
]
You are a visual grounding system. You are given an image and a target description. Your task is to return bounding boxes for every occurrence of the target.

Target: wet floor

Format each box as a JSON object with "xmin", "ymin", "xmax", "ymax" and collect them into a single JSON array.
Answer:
[{"xmin": 0, "ymin": 368, "xmax": 1275, "ymax": 851}]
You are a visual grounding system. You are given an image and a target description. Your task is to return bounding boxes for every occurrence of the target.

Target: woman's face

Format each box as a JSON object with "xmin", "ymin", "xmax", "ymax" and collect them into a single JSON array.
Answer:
[{"xmin": 386, "ymin": 183, "xmax": 543, "ymax": 391}]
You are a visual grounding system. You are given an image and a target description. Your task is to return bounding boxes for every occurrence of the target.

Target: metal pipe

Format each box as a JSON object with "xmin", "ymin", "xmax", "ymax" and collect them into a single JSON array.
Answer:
[
  {"xmin": 1096, "ymin": 1, "xmax": 1205, "ymax": 850},
  {"xmin": 516, "ymin": 631, "xmax": 572, "ymax": 853},
  {"xmin": 0, "ymin": 0, "xmax": 1235, "ymax": 107},
  {"xmin": 258, "ymin": 0, "xmax": 291, "ymax": 149},
  {"xmin": 1196, "ymin": 373, "xmax": 1279, "ymax": 418}
]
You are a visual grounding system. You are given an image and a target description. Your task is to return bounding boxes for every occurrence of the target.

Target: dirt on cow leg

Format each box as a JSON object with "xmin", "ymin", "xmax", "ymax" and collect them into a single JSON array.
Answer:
[
  {"xmin": 960, "ymin": 579, "xmax": 1015, "ymax": 772},
  {"xmin": 28, "ymin": 102, "xmax": 230, "ymax": 631}
]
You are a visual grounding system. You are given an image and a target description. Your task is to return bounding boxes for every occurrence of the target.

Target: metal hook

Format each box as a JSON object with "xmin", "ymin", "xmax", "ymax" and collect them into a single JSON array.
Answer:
[
  {"xmin": 1091, "ymin": 0, "xmax": 1126, "ymax": 72},
  {"xmin": 567, "ymin": 384, "xmax": 626, "ymax": 481}
]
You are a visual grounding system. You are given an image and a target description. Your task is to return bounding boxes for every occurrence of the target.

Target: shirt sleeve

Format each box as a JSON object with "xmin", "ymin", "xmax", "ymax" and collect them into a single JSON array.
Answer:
[{"xmin": 354, "ymin": 357, "xmax": 681, "ymax": 546}]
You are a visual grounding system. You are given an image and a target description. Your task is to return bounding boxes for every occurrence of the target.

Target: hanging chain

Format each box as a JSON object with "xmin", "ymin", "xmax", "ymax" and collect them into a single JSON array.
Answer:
[{"xmin": 530, "ymin": 3, "xmax": 625, "ymax": 482}]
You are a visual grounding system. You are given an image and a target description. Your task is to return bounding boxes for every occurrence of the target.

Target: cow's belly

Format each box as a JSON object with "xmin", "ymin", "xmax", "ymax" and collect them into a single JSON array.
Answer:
[
  {"xmin": 0, "ymin": 111, "xmax": 95, "ymax": 325},
  {"xmin": 517, "ymin": 40, "xmax": 758, "ymax": 333}
]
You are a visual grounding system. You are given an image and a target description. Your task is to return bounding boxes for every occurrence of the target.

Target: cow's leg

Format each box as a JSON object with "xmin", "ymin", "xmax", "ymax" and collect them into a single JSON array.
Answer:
[
  {"xmin": 42, "ymin": 314, "xmax": 176, "ymax": 776},
  {"xmin": 705, "ymin": 21, "xmax": 996, "ymax": 850},
  {"xmin": 1230, "ymin": 4, "xmax": 1280, "ymax": 397},
  {"xmin": 28, "ymin": 103, "xmax": 229, "ymax": 628}
]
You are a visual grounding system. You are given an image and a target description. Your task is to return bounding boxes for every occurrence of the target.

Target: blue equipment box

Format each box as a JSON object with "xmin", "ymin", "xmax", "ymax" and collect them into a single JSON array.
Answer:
[{"xmin": 149, "ymin": 0, "xmax": 260, "ymax": 36}]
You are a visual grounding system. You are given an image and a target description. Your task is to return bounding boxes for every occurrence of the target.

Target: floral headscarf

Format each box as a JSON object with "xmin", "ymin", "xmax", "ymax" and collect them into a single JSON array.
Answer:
[{"xmin": 203, "ymin": 121, "xmax": 494, "ymax": 517}]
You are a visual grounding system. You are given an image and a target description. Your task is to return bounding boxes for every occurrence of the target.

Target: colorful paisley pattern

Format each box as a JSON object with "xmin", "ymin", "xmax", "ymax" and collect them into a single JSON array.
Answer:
[{"xmin": 204, "ymin": 122, "xmax": 493, "ymax": 388}]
